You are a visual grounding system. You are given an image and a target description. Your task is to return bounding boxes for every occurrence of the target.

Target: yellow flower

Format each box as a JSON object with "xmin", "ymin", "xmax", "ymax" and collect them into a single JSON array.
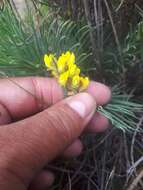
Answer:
[
  {"xmin": 44, "ymin": 54, "xmax": 56, "ymax": 70},
  {"xmin": 71, "ymin": 75, "xmax": 80, "ymax": 89},
  {"xmin": 57, "ymin": 55, "xmax": 67, "ymax": 73},
  {"xmin": 51, "ymin": 70, "xmax": 58, "ymax": 78},
  {"xmin": 58, "ymin": 71, "xmax": 69, "ymax": 86},
  {"xmin": 68, "ymin": 64, "xmax": 77, "ymax": 77},
  {"xmin": 64, "ymin": 51, "xmax": 71, "ymax": 60},
  {"xmin": 57, "ymin": 52, "xmax": 76, "ymax": 73},
  {"xmin": 75, "ymin": 68, "xmax": 80, "ymax": 75},
  {"xmin": 44, "ymin": 51, "xmax": 90, "ymax": 92},
  {"xmin": 79, "ymin": 77, "xmax": 89, "ymax": 91},
  {"xmin": 68, "ymin": 52, "xmax": 75, "ymax": 66}
]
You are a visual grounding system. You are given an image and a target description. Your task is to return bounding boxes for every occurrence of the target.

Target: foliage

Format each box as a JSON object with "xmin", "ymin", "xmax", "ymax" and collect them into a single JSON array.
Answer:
[
  {"xmin": 0, "ymin": 3, "xmax": 91, "ymax": 76},
  {"xmin": 40, "ymin": 0, "xmax": 143, "ymax": 85}
]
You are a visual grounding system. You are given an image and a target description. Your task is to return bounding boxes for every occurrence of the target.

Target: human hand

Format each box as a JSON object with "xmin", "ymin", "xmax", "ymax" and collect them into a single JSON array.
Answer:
[{"xmin": 0, "ymin": 77, "xmax": 111, "ymax": 190}]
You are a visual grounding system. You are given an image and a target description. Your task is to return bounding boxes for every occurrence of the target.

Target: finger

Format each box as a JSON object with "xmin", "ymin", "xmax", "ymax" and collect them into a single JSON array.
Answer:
[
  {"xmin": 0, "ymin": 93, "xmax": 96, "ymax": 187},
  {"xmin": 0, "ymin": 77, "xmax": 110, "ymax": 121},
  {"xmin": 0, "ymin": 104, "xmax": 11, "ymax": 125},
  {"xmin": 63, "ymin": 139, "xmax": 83, "ymax": 158},
  {"xmin": 87, "ymin": 112, "xmax": 109, "ymax": 133},
  {"xmin": 29, "ymin": 170, "xmax": 55, "ymax": 190},
  {"xmin": 87, "ymin": 81, "xmax": 111, "ymax": 105},
  {"xmin": 0, "ymin": 77, "xmax": 63, "ymax": 120}
]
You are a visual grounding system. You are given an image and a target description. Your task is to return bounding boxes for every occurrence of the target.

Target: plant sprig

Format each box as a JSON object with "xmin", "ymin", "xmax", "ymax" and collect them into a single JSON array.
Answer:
[
  {"xmin": 98, "ymin": 91, "xmax": 143, "ymax": 132},
  {"xmin": 0, "ymin": 3, "xmax": 143, "ymax": 133}
]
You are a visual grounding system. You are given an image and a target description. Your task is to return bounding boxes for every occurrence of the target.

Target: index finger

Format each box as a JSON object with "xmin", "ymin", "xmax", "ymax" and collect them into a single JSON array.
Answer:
[
  {"xmin": 0, "ymin": 77, "xmax": 111, "ymax": 120},
  {"xmin": 87, "ymin": 81, "xmax": 111, "ymax": 105}
]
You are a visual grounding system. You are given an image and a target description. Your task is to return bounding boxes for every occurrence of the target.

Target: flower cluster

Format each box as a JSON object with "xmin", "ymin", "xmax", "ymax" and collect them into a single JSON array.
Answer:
[{"xmin": 44, "ymin": 51, "xmax": 89, "ymax": 92}]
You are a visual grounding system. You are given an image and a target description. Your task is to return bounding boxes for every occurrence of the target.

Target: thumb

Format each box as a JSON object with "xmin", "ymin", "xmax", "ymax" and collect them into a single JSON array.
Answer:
[{"xmin": 0, "ymin": 93, "xmax": 96, "ymax": 186}]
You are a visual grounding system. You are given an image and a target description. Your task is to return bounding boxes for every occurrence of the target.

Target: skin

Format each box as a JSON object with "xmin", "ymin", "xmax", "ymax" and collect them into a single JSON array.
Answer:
[{"xmin": 0, "ymin": 77, "xmax": 111, "ymax": 190}]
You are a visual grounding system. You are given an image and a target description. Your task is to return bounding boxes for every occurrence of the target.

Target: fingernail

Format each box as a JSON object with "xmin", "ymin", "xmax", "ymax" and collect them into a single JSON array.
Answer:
[{"xmin": 67, "ymin": 93, "xmax": 96, "ymax": 118}]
